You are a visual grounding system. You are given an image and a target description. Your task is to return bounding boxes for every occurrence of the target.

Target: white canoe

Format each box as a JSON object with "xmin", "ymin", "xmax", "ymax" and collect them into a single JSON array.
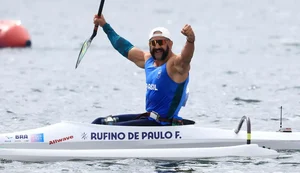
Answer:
[
  {"xmin": 0, "ymin": 144, "xmax": 277, "ymax": 162},
  {"xmin": 0, "ymin": 117, "xmax": 296, "ymax": 162}
]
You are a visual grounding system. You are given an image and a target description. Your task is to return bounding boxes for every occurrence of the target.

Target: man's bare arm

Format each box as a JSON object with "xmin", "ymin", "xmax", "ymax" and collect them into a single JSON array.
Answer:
[
  {"xmin": 127, "ymin": 47, "xmax": 147, "ymax": 68},
  {"xmin": 173, "ymin": 24, "xmax": 195, "ymax": 74}
]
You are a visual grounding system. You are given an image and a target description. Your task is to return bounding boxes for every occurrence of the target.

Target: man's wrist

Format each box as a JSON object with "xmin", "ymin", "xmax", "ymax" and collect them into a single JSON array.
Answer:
[
  {"xmin": 187, "ymin": 38, "xmax": 195, "ymax": 43},
  {"xmin": 102, "ymin": 22, "xmax": 109, "ymax": 29},
  {"xmin": 186, "ymin": 35, "xmax": 195, "ymax": 43}
]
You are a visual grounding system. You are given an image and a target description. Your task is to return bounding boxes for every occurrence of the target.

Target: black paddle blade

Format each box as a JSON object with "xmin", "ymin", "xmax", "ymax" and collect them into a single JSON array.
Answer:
[{"xmin": 75, "ymin": 38, "xmax": 92, "ymax": 69}]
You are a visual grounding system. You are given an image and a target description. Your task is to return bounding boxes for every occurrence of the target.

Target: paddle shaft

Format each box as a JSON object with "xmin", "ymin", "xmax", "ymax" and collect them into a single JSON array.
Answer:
[{"xmin": 91, "ymin": 0, "xmax": 105, "ymax": 40}]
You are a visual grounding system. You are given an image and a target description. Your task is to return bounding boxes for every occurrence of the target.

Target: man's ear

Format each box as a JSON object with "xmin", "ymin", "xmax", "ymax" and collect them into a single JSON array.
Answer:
[{"xmin": 169, "ymin": 40, "xmax": 173, "ymax": 48}]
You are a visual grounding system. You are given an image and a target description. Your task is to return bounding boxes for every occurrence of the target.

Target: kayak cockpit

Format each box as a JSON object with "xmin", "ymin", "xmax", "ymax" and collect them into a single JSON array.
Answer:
[{"xmin": 91, "ymin": 114, "xmax": 195, "ymax": 126}]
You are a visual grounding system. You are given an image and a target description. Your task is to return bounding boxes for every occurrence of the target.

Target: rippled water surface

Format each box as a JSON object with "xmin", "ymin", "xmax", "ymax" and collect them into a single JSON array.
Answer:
[{"xmin": 1, "ymin": 0, "xmax": 300, "ymax": 172}]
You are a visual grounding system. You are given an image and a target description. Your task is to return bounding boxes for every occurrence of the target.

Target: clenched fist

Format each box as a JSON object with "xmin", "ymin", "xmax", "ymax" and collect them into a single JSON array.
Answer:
[
  {"xmin": 181, "ymin": 24, "xmax": 195, "ymax": 43},
  {"xmin": 93, "ymin": 14, "xmax": 107, "ymax": 27}
]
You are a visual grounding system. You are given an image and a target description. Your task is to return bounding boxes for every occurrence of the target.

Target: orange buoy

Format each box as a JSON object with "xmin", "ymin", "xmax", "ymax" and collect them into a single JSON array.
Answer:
[{"xmin": 0, "ymin": 20, "xmax": 31, "ymax": 48}]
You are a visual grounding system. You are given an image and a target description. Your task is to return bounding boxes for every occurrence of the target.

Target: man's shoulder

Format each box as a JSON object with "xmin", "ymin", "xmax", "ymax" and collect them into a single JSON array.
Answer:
[
  {"xmin": 173, "ymin": 53, "xmax": 181, "ymax": 59},
  {"xmin": 168, "ymin": 53, "xmax": 180, "ymax": 63},
  {"xmin": 144, "ymin": 52, "xmax": 152, "ymax": 61},
  {"xmin": 144, "ymin": 52, "xmax": 151, "ymax": 58},
  {"xmin": 167, "ymin": 53, "xmax": 191, "ymax": 78}
]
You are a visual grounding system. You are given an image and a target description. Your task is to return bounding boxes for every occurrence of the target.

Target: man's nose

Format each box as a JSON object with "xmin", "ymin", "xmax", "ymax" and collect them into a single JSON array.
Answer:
[{"xmin": 154, "ymin": 43, "xmax": 161, "ymax": 48}]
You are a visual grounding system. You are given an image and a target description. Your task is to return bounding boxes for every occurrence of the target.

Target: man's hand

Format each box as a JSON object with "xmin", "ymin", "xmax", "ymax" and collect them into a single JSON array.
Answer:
[
  {"xmin": 181, "ymin": 24, "xmax": 195, "ymax": 43},
  {"xmin": 93, "ymin": 14, "xmax": 107, "ymax": 27}
]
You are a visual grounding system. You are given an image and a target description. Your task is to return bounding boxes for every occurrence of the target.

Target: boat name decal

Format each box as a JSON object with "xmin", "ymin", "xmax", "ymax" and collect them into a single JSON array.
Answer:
[
  {"xmin": 90, "ymin": 131, "xmax": 181, "ymax": 141},
  {"xmin": 49, "ymin": 135, "xmax": 74, "ymax": 145}
]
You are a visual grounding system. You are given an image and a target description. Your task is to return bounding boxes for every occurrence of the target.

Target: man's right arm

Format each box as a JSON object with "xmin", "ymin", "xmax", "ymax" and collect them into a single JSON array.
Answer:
[{"xmin": 102, "ymin": 23, "xmax": 146, "ymax": 68}]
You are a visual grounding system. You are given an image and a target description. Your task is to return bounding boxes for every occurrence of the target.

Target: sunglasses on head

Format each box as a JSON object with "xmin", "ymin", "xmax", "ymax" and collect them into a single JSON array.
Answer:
[{"xmin": 149, "ymin": 39, "xmax": 167, "ymax": 46}]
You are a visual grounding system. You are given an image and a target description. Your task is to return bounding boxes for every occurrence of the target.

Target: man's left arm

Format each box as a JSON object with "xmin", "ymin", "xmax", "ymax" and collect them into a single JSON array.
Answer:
[{"xmin": 174, "ymin": 24, "xmax": 195, "ymax": 74}]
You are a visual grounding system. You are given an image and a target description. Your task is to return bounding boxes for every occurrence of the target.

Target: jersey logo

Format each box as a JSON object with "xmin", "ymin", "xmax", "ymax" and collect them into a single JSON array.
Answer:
[
  {"xmin": 147, "ymin": 84, "xmax": 158, "ymax": 91},
  {"xmin": 157, "ymin": 69, "xmax": 162, "ymax": 79}
]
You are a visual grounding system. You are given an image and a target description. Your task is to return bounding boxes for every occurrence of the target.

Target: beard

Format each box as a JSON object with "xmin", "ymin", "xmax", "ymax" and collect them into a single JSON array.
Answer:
[{"xmin": 150, "ymin": 46, "xmax": 169, "ymax": 61}]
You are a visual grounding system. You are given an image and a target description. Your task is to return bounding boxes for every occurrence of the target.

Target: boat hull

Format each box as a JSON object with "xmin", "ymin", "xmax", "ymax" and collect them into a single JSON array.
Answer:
[
  {"xmin": 1, "ymin": 121, "xmax": 299, "ymax": 150},
  {"xmin": 0, "ymin": 121, "xmax": 298, "ymax": 161},
  {"xmin": 0, "ymin": 144, "xmax": 278, "ymax": 162}
]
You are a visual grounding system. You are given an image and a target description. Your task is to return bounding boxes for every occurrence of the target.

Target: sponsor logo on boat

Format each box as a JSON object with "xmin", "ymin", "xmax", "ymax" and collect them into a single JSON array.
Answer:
[
  {"xmin": 147, "ymin": 84, "xmax": 158, "ymax": 91},
  {"xmin": 14, "ymin": 134, "xmax": 30, "ymax": 142},
  {"xmin": 81, "ymin": 132, "xmax": 88, "ymax": 140},
  {"xmin": 15, "ymin": 135, "xmax": 28, "ymax": 139},
  {"xmin": 31, "ymin": 133, "xmax": 44, "ymax": 142},
  {"xmin": 90, "ymin": 131, "xmax": 182, "ymax": 141},
  {"xmin": 49, "ymin": 135, "xmax": 73, "ymax": 145},
  {"xmin": 4, "ymin": 136, "xmax": 13, "ymax": 142}
]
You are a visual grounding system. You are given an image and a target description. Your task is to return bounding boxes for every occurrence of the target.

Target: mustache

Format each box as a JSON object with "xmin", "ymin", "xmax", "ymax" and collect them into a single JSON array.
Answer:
[
  {"xmin": 152, "ymin": 48, "xmax": 164, "ymax": 52},
  {"xmin": 150, "ymin": 46, "xmax": 169, "ymax": 60}
]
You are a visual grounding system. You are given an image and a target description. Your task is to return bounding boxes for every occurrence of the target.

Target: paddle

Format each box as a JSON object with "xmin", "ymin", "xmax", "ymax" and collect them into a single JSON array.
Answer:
[{"xmin": 75, "ymin": 0, "xmax": 105, "ymax": 69}]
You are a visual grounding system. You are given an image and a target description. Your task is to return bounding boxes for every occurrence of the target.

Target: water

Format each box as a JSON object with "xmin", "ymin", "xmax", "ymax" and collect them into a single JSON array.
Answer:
[{"xmin": 1, "ymin": 0, "xmax": 300, "ymax": 172}]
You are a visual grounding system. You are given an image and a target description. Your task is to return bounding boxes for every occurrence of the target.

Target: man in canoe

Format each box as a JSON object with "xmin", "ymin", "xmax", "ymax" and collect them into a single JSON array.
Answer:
[{"xmin": 92, "ymin": 14, "xmax": 195, "ymax": 126}]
